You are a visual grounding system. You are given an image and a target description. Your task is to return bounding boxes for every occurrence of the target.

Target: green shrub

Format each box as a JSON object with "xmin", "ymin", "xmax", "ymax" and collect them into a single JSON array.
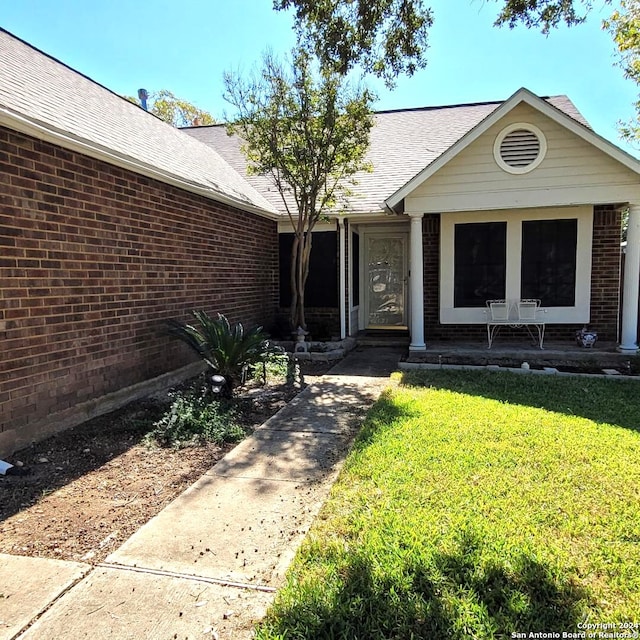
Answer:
[
  {"xmin": 144, "ymin": 384, "xmax": 245, "ymax": 448},
  {"xmin": 246, "ymin": 350, "xmax": 293, "ymax": 385},
  {"xmin": 167, "ymin": 311, "xmax": 279, "ymax": 393}
]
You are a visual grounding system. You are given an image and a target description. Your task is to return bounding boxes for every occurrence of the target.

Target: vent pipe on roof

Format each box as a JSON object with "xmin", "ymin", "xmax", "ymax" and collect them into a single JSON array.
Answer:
[{"xmin": 137, "ymin": 88, "xmax": 149, "ymax": 111}]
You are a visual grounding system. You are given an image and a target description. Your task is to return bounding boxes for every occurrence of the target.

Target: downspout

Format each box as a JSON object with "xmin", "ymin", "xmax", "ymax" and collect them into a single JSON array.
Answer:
[{"xmin": 338, "ymin": 216, "xmax": 347, "ymax": 340}]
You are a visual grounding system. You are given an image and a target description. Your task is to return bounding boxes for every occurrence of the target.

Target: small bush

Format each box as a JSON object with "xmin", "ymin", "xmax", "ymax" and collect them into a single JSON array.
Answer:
[
  {"xmin": 167, "ymin": 311, "xmax": 278, "ymax": 393},
  {"xmin": 246, "ymin": 350, "xmax": 293, "ymax": 385},
  {"xmin": 144, "ymin": 384, "xmax": 245, "ymax": 449}
]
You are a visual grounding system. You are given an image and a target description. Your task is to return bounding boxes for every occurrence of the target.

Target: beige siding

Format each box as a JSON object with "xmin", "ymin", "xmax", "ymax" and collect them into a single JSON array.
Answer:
[{"xmin": 406, "ymin": 103, "xmax": 640, "ymax": 213}]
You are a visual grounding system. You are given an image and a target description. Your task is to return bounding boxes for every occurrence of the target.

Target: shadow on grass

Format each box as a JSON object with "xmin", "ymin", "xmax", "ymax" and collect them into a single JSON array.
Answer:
[
  {"xmin": 348, "ymin": 389, "xmax": 421, "ymax": 455},
  {"xmin": 258, "ymin": 527, "xmax": 590, "ymax": 640},
  {"xmin": 401, "ymin": 368, "xmax": 640, "ymax": 434}
]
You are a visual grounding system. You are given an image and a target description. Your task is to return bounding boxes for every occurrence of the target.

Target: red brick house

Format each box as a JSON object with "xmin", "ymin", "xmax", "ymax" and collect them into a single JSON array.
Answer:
[
  {"xmin": 0, "ymin": 30, "xmax": 280, "ymax": 455},
  {"xmin": 187, "ymin": 91, "xmax": 640, "ymax": 355},
  {"xmin": 2, "ymin": 28, "xmax": 640, "ymax": 455}
]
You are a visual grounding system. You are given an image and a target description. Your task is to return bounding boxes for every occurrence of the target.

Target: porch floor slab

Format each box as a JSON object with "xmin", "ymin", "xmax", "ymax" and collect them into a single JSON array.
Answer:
[{"xmin": 406, "ymin": 341, "xmax": 637, "ymax": 372}]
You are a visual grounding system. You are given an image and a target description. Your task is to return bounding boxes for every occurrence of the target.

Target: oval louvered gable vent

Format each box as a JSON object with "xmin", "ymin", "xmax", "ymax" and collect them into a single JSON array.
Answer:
[
  {"xmin": 500, "ymin": 129, "xmax": 540, "ymax": 167},
  {"xmin": 494, "ymin": 123, "xmax": 547, "ymax": 174}
]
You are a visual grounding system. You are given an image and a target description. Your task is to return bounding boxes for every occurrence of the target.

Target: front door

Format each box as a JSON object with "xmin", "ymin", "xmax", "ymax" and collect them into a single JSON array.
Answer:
[{"xmin": 365, "ymin": 234, "xmax": 408, "ymax": 328}]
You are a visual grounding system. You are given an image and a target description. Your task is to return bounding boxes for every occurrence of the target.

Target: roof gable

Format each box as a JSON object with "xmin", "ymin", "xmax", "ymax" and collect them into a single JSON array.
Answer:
[
  {"xmin": 0, "ymin": 29, "xmax": 277, "ymax": 217},
  {"xmin": 386, "ymin": 87, "xmax": 640, "ymax": 210},
  {"xmin": 187, "ymin": 91, "xmax": 604, "ymax": 217}
]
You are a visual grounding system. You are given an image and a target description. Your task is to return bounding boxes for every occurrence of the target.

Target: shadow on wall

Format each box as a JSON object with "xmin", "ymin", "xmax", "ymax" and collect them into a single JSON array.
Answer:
[{"xmin": 0, "ymin": 399, "xmax": 165, "ymax": 523}]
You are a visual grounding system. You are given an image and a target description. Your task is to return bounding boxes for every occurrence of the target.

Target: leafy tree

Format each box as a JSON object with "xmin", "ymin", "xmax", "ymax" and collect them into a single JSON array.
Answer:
[
  {"xmin": 492, "ymin": 0, "xmax": 596, "ymax": 33},
  {"xmin": 273, "ymin": 0, "xmax": 433, "ymax": 88},
  {"xmin": 223, "ymin": 49, "xmax": 374, "ymax": 331},
  {"xmin": 605, "ymin": 1, "xmax": 640, "ymax": 141},
  {"xmin": 126, "ymin": 89, "xmax": 215, "ymax": 127},
  {"xmin": 275, "ymin": 1, "xmax": 640, "ymax": 144}
]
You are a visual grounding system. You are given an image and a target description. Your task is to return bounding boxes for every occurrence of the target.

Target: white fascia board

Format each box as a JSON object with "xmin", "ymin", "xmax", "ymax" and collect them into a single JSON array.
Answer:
[
  {"xmin": 405, "ymin": 184, "xmax": 640, "ymax": 215},
  {"xmin": 0, "ymin": 107, "xmax": 281, "ymax": 221},
  {"xmin": 277, "ymin": 220, "xmax": 337, "ymax": 233},
  {"xmin": 386, "ymin": 87, "xmax": 640, "ymax": 210},
  {"xmin": 338, "ymin": 211, "xmax": 399, "ymax": 224},
  {"xmin": 277, "ymin": 210, "xmax": 392, "ymax": 232}
]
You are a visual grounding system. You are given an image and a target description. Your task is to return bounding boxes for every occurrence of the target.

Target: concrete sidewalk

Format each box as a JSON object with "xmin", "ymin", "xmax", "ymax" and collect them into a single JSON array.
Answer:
[{"xmin": 0, "ymin": 347, "xmax": 401, "ymax": 640}]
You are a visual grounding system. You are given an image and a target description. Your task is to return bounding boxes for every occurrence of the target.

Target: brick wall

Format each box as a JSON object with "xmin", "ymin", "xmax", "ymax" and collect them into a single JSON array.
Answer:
[
  {"xmin": 591, "ymin": 205, "xmax": 622, "ymax": 341},
  {"xmin": 423, "ymin": 214, "xmax": 440, "ymax": 336},
  {"xmin": 422, "ymin": 207, "xmax": 622, "ymax": 343},
  {"xmin": 275, "ymin": 307, "xmax": 340, "ymax": 340},
  {"xmin": 0, "ymin": 126, "xmax": 278, "ymax": 456}
]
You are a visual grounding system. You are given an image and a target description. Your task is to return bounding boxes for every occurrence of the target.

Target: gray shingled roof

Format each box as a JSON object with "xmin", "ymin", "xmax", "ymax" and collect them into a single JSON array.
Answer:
[
  {"xmin": 0, "ymin": 29, "xmax": 277, "ymax": 215},
  {"xmin": 184, "ymin": 95, "xmax": 590, "ymax": 216}
]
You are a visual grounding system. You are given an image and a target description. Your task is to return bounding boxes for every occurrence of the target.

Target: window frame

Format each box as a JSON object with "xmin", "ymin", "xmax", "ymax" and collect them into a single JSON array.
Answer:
[{"xmin": 439, "ymin": 206, "xmax": 593, "ymax": 324}]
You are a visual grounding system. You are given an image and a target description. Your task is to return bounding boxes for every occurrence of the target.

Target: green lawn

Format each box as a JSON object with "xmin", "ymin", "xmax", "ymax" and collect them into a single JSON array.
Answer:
[{"xmin": 256, "ymin": 370, "xmax": 640, "ymax": 640}]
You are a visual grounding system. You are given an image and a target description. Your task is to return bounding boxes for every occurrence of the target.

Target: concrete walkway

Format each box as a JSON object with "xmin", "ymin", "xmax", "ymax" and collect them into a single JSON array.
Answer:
[{"xmin": 0, "ymin": 347, "xmax": 401, "ymax": 640}]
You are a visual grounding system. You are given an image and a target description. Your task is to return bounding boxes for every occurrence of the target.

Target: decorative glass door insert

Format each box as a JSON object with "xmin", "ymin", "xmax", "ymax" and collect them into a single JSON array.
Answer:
[{"xmin": 366, "ymin": 235, "xmax": 407, "ymax": 327}]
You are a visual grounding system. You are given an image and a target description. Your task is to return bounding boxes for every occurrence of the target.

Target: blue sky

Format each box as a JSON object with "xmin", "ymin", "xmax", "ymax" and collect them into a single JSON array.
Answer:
[{"xmin": 2, "ymin": 0, "xmax": 638, "ymax": 156}]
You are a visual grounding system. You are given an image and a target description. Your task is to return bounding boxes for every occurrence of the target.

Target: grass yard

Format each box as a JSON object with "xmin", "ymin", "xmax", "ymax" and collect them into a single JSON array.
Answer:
[{"xmin": 256, "ymin": 370, "xmax": 640, "ymax": 639}]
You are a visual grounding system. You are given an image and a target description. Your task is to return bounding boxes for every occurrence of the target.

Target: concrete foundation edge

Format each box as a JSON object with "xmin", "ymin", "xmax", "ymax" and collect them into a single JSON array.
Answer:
[{"xmin": 0, "ymin": 362, "xmax": 205, "ymax": 458}]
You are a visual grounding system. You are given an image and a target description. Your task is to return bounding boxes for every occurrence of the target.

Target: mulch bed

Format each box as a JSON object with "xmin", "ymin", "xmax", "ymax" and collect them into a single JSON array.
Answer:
[{"xmin": 0, "ymin": 362, "xmax": 331, "ymax": 564}]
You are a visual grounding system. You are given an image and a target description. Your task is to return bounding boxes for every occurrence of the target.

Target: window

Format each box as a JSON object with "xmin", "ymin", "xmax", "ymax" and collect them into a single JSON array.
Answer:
[
  {"xmin": 440, "ymin": 207, "xmax": 592, "ymax": 325},
  {"xmin": 494, "ymin": 123, "xmax": 547, "ymax": 174},
  {"xmin": 454, "ymin": 222, "xmax": 506, "ymax": 307},
  {"xmin": 521, "ymin": 219, "xmax": 577, "ymax": 307},
  {"xmin": 279, "ymin": 231, "xmax": 338, "ymax": 308}
]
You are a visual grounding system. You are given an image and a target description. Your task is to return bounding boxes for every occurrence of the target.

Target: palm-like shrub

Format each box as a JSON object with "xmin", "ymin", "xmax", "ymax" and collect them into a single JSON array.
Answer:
[{"xmin": 168, "ymin": 311, "xmax": 275, "ymax": 393}]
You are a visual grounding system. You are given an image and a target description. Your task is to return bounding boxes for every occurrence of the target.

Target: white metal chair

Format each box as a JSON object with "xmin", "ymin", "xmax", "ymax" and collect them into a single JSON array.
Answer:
[{"xmin": 485, "ymin": 298, "xmax": 545, "ymax": 349}]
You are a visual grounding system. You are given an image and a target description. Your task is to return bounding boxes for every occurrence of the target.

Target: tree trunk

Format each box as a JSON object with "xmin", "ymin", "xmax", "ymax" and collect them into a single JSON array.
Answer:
[
  {"xmin": 289, "ymin": 229, "xmax": 312, "ymax": 331},
  {"xmin": 289, "ymin": 233, "xmax": 300, "ymax": 330}
]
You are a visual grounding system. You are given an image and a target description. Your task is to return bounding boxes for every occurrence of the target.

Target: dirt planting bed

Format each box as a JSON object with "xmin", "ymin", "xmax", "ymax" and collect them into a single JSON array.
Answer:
[{"xmin": 0, "ymin": 363, "xmax": 330, "ymax": 565}]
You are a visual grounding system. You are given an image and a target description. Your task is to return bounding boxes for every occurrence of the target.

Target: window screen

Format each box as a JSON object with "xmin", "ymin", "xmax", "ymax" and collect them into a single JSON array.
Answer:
[
  {"xmin": 454, "ymin": 222, "xmax": 506, "ymax": 307},
  {"xmin": 279, "ymin": 232, "xmax": 338, "ymax": 308},
  {"xmin": 352, "ymin": 231, "xmax": 360, "ymax": 304},
  {"xmin": 521, "ymin": 219, "xmax": 577, "ymax": 307}
]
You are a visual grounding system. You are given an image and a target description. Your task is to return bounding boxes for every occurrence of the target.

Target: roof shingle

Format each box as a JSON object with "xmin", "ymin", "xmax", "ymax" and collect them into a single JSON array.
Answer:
[
  {"xmin": 184, "ymin": 95, "xmax": 591, "ymax": 215},
  {"xmin": 0, "ymin": 29, "xmax": 276, "ymax": 215}
]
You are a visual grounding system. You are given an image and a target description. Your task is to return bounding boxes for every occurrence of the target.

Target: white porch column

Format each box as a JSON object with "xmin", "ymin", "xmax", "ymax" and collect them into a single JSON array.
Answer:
[
  {"xmin": 619, "ymin": 204, "xmax": 640, "ymax": 353},
  {"xmin": 338, "ymin": 217, "xmax": 347, "ymax": 340},
  {"xmin": 409, "ymin": 212, "xmax": 426, "ymax": 352}
]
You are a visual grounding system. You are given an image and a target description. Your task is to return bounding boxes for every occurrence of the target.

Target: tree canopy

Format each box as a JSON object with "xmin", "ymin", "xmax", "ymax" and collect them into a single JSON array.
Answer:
[
  {"xmin": 273, "ymin": 0, "xmax": 432, "ymax": 87},
  {"xmin": 126, "ymin": 89, "xmax": 215, "ymax": 127},
  {"xmin": 492, "ymin": 0, "xmax": 597, "ymax": 33},
  {"xmin": 272, "ymin": 1, "xmax": 601, "ymax": 86},
  {"xmin": 605, "ymin": 0, "xmax": 640, "ymax": 140},
  {"xmin": 223, "ymin": 49, "xmax": 374, "ymax": 329},
  {"xmin": 275, "ymin": 1, "xmax": 640, "ymax": 143}
]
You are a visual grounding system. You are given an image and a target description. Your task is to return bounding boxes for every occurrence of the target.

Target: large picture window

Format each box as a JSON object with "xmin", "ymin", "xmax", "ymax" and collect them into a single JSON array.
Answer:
[
  {"xmin": 521, "ymin": 219, "xmax": 577, "ymax": 307},
  {"xmin": 440, "ymin": 207, "xmax": 592, "ymax": 325},
  {"xmin": 454, "ymin": 222, "xmax": 506, "ymax": 307}
]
